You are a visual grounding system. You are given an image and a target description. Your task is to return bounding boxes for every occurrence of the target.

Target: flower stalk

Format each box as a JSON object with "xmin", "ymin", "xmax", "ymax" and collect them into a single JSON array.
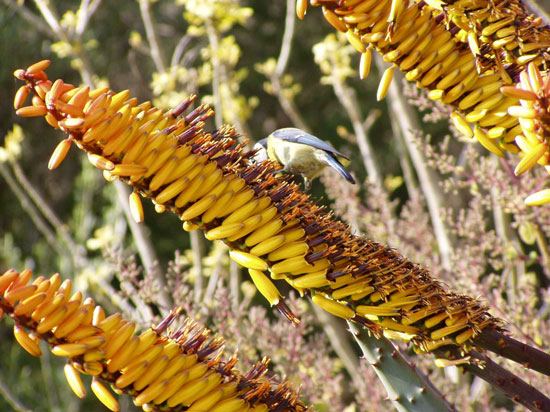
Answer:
[
  {"xmin": 0, "ymin": 268, "xmax": 309, "ymax": 412},
  {"xmin": 12, "ymin": 60, "xmax": 550, "ymax": 383}
]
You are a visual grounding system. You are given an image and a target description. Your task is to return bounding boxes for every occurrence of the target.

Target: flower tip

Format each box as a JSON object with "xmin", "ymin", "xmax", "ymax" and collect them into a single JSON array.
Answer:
[
  {"xmin": 13, "ymin": 69, "xmax": 26, "ymax": 80},
  {"xmin": 48, "ymin": 139, "xmax": 72, "ymax": 170},
  {"xmin": 26, "ymin": 60, "xmax": 51, "ymax": 75},
  {"xmin": 524, "ymin": 189, "xmax": 550, "ymax": 206}
]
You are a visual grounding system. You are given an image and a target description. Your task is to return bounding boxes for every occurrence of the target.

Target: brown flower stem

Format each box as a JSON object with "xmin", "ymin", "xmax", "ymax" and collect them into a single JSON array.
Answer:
[
  {"xmin": 473, "ymin": 327, "xmax": 550, "ymax": 376},
  {"xmin": 460, "ymin": 349, "xmax": 550, "ymax": 412}
]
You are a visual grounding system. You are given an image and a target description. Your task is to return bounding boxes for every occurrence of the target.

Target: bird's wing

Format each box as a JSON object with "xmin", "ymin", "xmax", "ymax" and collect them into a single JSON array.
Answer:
[
  {"xmin": 271, "ymin": 128, "xmax": 350, "ymax": 160},
  {"xmin": 255, "ymin": 138, "xmax": 268, "ymax": 149}
]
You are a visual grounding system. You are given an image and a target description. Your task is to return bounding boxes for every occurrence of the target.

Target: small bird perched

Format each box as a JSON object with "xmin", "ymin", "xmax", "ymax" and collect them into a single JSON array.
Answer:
[{"xmin": 254, "ymin": 127, "xmax": 356, "ymax": 190}]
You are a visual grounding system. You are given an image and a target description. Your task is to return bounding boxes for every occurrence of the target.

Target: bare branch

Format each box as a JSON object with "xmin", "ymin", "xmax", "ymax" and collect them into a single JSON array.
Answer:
[{"xmin": 138, "ymin": 0, "xmax": 166, "ymax": 73}]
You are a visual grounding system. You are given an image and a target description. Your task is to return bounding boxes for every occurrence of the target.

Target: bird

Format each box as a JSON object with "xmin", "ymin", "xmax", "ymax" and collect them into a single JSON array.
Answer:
[{"xmin": 253, "ymin": 127, "xmax": 356, "ymax": 190}]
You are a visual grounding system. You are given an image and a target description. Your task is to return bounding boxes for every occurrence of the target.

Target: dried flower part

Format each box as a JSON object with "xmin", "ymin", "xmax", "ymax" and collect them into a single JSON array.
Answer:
[
  {"xmin": 14, "ymin": 63, "xmax": 500, "ymax": 355},
  {"xmin": 0, "ymin": 268, "xmax": 309, "ymax": 412},
  {"xmin": 307, "ymin": 0, "xmax": 550, "ymax": 199}
]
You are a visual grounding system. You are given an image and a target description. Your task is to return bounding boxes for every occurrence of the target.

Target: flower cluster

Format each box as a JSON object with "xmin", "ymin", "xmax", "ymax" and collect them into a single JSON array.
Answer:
[
  {"xmin": 13, "ymin": 60, "xmax": 500, "ymax": 357},
  {"xmin": 305, "ymin": 0, "xmax": 550, "ymax": 204},
  {"xmin": 0, "ymin": 267, "xmax": 309, "ymax": 412}
]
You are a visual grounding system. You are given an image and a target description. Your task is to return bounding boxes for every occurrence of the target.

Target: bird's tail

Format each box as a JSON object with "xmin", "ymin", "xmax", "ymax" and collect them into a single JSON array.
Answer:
[{"xmin": 324, "ymin": 154, "xmax": 356, "ymax": 184}]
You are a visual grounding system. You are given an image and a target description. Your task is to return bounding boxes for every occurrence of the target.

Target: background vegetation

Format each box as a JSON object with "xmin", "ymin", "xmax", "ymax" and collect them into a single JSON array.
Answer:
[{"xmin": 1, "ymin": 0, "xmax": 550, "ymax": 410}]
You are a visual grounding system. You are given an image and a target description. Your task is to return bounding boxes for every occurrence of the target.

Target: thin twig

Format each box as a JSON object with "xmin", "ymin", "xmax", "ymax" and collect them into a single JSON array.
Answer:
[
  {"xmin": 113, "ymin": 181, "xmax": 172, "ymax": 314},
  {"xmin": 190, "ymin": 230, "xmax": 205, "ymax": 304},
  {"xmin": 33, "ymin": 0, "xmax": 94, "ymax": 85},
  {"xmin": 76, "ymin": 0, "xmax": 103, "ymax": 37},
  {"xmin": 204, "ymin": 20, "xmax": 249, "ymax": 135},
  {"xmin": 3, "ymin": 0, "xmax": 52, "ymax": 36},
  {"xmin": 171, "ymin": 35, "xmax": 192, "ymax": 68},
  {"xmin": 275, "ymin": 0, "xmax": 296, "ymax": 77},
  {"xmin": 270, "ymin": 75, "xmax": 309, "ymax": 131},
  {"xmin": 0, "ymin": 375, "xmax": 32, "ymax": 412},
  {"xmin": 379, "ymin": 58, "xmax": 455, "ymax": 271},
  {"xmin": 138, "ymin": 0, "xmax": 166, "ymax": 73},
  {"xmin": 204, "ymin": 19, "xmax": 243, "ymax": 304},
  {"xmin": 0, "ymin": 163, "xmax": 66, "ymax": 257},
  {"xmin": 93, "ymin": 277, "xmax": 143, "ymax": 324},
  {"xmin": 230, "ymin": 258, "xmax": 241, "ymax": 309},
  {"xmin": 118, "ymin": 277, "xmax": 155, "ymax": 325},
  {"xmin": 204, "ymin": 247, "xmax": 225, "ymax": 304},
  {"xmin": 269, "ymin": 0, "xmax": 308, "ymax": 131},
  {"xmin": 331, "ymin": 75, "xmax": 382, "ymax": 183},
  {"xmin": 10, "ymin": 159, "xmax": 79, "ymax": 256},
  {"xmin": 205, "ymin": 19, "xmax": 224, "ymax": 128},
  {"xmin": 490, "ymin": 163, "xmax": 523, "ymax": 305},
  {"xmin": 388, "ymin": 111, "xmax": 420, "ymax": 198},
  {"xmin": 33, "ymin": 0, "xmax": 65, "ymax": 39}
]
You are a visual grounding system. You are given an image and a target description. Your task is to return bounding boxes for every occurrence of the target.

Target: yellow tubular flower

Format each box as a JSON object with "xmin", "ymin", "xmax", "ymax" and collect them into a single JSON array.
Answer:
[{"xmin": 0, "ymin": 268, "xmax": 309, "ymax": 412}]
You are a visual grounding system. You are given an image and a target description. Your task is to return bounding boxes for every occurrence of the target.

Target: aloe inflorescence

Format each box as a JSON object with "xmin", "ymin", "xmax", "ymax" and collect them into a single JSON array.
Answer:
[
  {"xmin": 13, "ymin": 60, "xmax": 502, "ymax": 355},
  {"xmin": 0, "ymin": 268, "xmax": 309, "ymax": 412},
  {"xmin": 304, "ymin": 0, "xmax": 550, "ymax": 204}
]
